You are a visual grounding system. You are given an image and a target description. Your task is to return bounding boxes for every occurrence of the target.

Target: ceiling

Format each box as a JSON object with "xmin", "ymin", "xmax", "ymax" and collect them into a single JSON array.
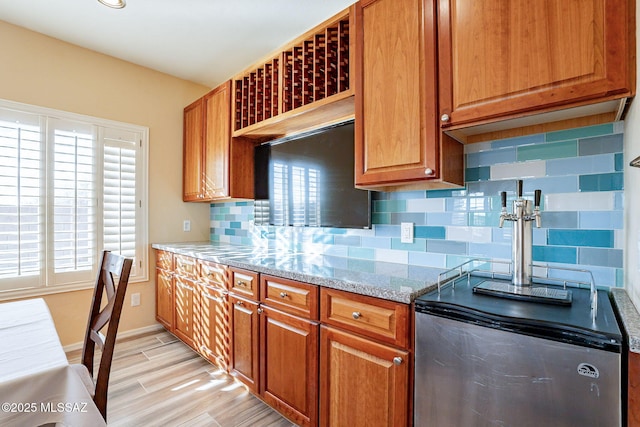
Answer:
[{"xmin": 0, "ymin": 0, "xmax": 356, "ymax": 88}]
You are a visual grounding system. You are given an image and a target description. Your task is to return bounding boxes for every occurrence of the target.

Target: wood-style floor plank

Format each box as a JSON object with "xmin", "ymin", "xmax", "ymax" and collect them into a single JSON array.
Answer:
[{"xmin": 67, "ymin": 329, "xmax": 296, "ymax": 427}]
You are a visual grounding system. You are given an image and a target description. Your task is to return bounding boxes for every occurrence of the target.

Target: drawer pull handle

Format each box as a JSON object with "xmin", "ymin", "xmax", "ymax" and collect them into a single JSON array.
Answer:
[
  {"xmin": 237, "ymin": 280, "xmax": 246, "ymax": 287},
  {"xmin": 352, "ymin": 311, "xmax": 361, "ymax": 320},
  {"xmin": 279, "ymin": 292, "xmax": 288, "ymax": 298},
  {"xmin": 393, "ymin": 357, "xmax": 403, "ymax": 365}
]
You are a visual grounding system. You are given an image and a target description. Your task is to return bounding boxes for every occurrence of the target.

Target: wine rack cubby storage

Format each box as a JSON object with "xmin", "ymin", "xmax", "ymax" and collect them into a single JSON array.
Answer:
[{"xmin": 233, "ymin": 6, "xmax": 354, "ymax": 138}]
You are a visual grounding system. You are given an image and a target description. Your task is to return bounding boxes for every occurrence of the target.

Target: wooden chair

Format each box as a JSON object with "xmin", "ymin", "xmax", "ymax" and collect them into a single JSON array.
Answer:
[{"xmin": 71, "ymin": 250, "xmax": 133, "ymax": 421}]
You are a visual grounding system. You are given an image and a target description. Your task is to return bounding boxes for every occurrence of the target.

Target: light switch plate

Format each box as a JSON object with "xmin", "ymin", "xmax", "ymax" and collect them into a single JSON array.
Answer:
[
  {"xmin": 131, "ymin": 293, "xmax": 140, "ymax": 307},
  {"xmin": 183, "ymin": 220, "xmax": 191, "ymax": 232},
  {"xmin": 400, "ymin": 222, "xmax": 414, "ymax": 243}
]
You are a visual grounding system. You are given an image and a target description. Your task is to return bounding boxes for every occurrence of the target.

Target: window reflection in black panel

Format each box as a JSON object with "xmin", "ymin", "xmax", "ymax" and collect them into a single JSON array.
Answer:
[{"xmin": 254, "ymin": 121, "xmax": 371, "ymax": 229}]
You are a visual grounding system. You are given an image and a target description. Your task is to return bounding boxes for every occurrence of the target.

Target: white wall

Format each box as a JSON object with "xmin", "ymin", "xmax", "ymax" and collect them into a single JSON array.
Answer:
[{"xmin": 623, "ymin": 0, "xmax": 640, "ymax": 308}]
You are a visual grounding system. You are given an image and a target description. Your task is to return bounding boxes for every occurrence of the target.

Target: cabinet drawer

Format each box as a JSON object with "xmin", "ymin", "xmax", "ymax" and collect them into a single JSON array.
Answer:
[
  {"xmin": 199, "ymin": 260, "xmax": 228, "ymax": 289},
  {"xmin": 260, "ymin": 275, "xmax": 319, "ymax": 320},
  {"xmin": 175, "ymin": 254, "xmax": 197, "ymax": 279},
  {"xmin": 230, "ymin": 268, "xmax": 259, "ymax": 300},
  {"xmin": 155, "ymin": 250, "xmax": 173, "ymax": 270},
  {"xmin": 320, "ymin": 288, "xmax": 409, "ymax": 348}
]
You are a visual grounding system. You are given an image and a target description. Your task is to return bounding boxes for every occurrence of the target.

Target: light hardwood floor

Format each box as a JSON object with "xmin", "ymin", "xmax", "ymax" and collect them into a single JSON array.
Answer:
[{"xmin": 66, "ymin": 329, "xmax": 296, "ymax": 427}]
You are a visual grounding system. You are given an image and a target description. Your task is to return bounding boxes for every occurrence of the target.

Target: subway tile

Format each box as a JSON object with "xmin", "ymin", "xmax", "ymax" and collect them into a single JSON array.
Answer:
[
  {"xmin": 446, "ymin": 197, "xmax": 468, "ymax": 212},
  {"xmin": 532, "ymin": 246, "xmax": 577, "ymax": 264},
  {"xmin": 347, "ymin": 258, "xmax": 376, "ymax": 274},
  {"xmin": 547, "ymin": 123, "xmax": 613, "ymax": 142},
  {"xmin": 415, "ymin": 226, "xmax": 446, "ymax": 239},
  {"xmin": 447, "ymin": 226, "xmax": 492, "ymax": 243},
  {"xmin": 579, "ymin": 211, "xmax": 623, "ymax": 230},
  {"xmin": 408, "ymin": 251, "xmax": 446, "ymax": 268},
  {"xmin": 390, "ymin": 212, "xmax": 427, "ymax": 225},
  {"xmin": 616, "ymin": 269, "xmax": 624, "ymax": 287},
  {"xmin": 323, "ymin": 245, "xmax": 349, "ymax": 257},
  {"xmin": 311, "ymin": 234, "xmax": 334, "ymax": 244},
  {"xmin": 391, "ymin": 238, "xmax": 427, "ymax": 252},
  {"xmin": 469, "ymin": 243, "xmax": 511, "ymax": 260},
  {"xmin": 544, "ymin": 192, "xmax": 614, "ymax": 211},
  {"xmin": 524, "ymin": 176, "xmax": 578, "ymax": 194},
  {"xmin": 361, "ymin": 236, "xmax": 391, "ymax": 249},
  {"xmin": 492, "ymin": 228, "xmax": 511, "ymax": 244},
  {"xmin": 374, "ymin": 224, "xmax": 400, "ymax": 237},
  {"xmin": 446, "ymin": 255, "xmax": 475, "ymax": 268},
  {"xmin": 615, "ymin": 153, "xmax": 624, "ymax": 172},
  {"xmin": 375, "ymin": 248, "xmax": 408, "ymax": 264},
  {"xmin": 347, "ymin": 247, "xmax": 375, "ymax": 260},
  {"xmin": 464, "ymin": 141, "xmax": 493, "ymax": 153},
  {"xmin": 548, "ymin": 230, "xmax": 613, "ymax": 248},
  {"xmin": 334, "ymin": 235, "xmax": 362, "ymax": 246},
  {"xmin": 491, "ymin": 161, "xmax": 546, "ymax": 180},
  {"xmin": 372, "ymin": 212, "xmax": 391, "ymax": 224},
  {"xmin": 427, "ymin": 240, "xmax": 468, "ymax": 255},
  {"xmin": 426, "ymin": 212, "xmax": 468, "ymax": 226},
  {"xmin": 491, "ymin": 133, "xmax": 545, "ymax": 149},
  {"xmin": 578, "ymin": 133, "xmax": 623, "ymax": 155},
  {"xmin": 386, "ymin": 190, "xmax": 426, "ymax": 200},
  {"xmin": 533, "ymin": 228, "xmax": 546, "ymax": 245},
  {"xmin": 538, "ymin": 212, "xmax": 578, "ymax": 229},
  {"xmin": 546, "ymin": 154, "xmax": 615, "ymax": 176},
  {"xmin": 466, "ymin": 147, "xmax": 516, "ymax": 168},
  {"xmin": 615, "ymin": 191, "xmax": 624, "ymax": 210},
  {"xmin": 615, "ymin": 230, "xmax": 624, "ymax": 250},
  {"xmin": 466, "ymin": 166, "xmax": 491, "ymax": 181},
  {"xmin": 517, "ymin": 140, "xmax": 577, "ymax": 161},
  {"xmin": 468, "ymin": 212, "xmax": 500, "ymax": 227},
  {"xmin": 578, "ymin": 248, "xmax": 623, "ymax": 268},
  {"xmin": 466, "ymin": 179, "xmax": 518, "ymax": 196},
  {"xmin": 579, "ymin": 172, "xmax": 623, "ymax": 192},
  {"xmin": 373, "ymin": 199, "xmax": 407, "ymax": 213},
  {"xmin": 406, "ymin": 198, "xmax": 446, "ymax": 213}
]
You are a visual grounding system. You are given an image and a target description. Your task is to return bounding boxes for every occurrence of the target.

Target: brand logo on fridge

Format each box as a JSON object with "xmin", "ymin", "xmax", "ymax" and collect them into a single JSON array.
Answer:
[{"xmin": 577, "ymin": 363, "xmax": 600, "ymax": 379}]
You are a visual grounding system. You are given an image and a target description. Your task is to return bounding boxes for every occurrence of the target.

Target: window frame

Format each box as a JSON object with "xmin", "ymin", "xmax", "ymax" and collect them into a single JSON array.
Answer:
[{"xmin": 0, "ymin": 98, "xmax": 149, "ymax": 300}]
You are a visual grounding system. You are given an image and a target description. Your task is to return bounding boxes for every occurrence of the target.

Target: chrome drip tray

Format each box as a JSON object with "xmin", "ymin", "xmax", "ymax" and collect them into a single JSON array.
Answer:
[{"xmin": 473, "ymin": 280, "xmax": 573, "ymax": 305}]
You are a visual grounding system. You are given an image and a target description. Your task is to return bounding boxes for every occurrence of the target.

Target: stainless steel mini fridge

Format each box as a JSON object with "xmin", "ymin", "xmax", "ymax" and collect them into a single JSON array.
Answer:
[{"xmin": 414, "ymin": 274, "xmax": 623, "ymax": 427}]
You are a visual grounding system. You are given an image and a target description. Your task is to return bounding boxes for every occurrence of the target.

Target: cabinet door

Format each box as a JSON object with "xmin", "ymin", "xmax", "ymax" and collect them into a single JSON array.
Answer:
[
  {"xmin": 355, "ymin": 0, "xmax": 440, "ymax": 186},
  {"xmin": 320, "ymin": 325, "xmax": 409, "ymax": 427},
  {"xmin": 203, "ymin": 81, "xmax": 231, "ymax": 199},
  {"xmin": 438, "ymin": 0, "xmax": 635, "ymax": 129},
  {"xmin": 197, "ymin": 285, "xmax": 228, "ymax": 370},
  {"xmin": 155, "ymin": 268, "xmax": 174, "ymax": 330},
  {"xmin": 228, "ymin": 294, "xmax": 259, "ymax": 392},
  {"xmin": 174, "ymin": 275, "xmax": 196, "ymax": 348},
  {"xmin": 260, "ymin": 306, "xmax": 319, "ymax": 427},
  {"xmin": 183, "ymin": 98, "xmax": 204, "ymax": 201}
]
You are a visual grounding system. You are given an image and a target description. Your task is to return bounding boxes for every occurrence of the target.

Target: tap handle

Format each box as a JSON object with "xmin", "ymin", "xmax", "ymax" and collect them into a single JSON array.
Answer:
[
  {"xmin": 501, "ymin": 191, "xmax": 507, "ymax": 209},
  {"xmin": 534, "ymin": 189, "xmax": 541, "ymax": 208},
  {"xmin": 517, "ymin": 180, "xmax": 523, "ymax": 198}
]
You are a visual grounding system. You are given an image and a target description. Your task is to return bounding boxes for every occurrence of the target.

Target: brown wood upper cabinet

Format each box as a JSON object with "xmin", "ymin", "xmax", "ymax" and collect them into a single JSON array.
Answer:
[
  {"xmin": 437, "ymin": 0, "xmax": 636, "ymax": 136},
  {"xmin": 183, "ymin": 81, "xmax": 255, "ymax": 201},
  {"xmin": 355, "ymin": 0, "xmax": 464, "ymax": 191}
]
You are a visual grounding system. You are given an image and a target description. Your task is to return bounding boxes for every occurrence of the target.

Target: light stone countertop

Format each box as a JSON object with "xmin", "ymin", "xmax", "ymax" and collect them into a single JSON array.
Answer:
[
  {"xmin": 153, "ymin": 242, "xmax": 640, "ymax": 351},
  {"xmin": 152, "ymin": 242, "xmax": 444, "ymax": 304},
  {"xmin": 611, "ymin": 288, "xmax": 640, "ymax": 353}
]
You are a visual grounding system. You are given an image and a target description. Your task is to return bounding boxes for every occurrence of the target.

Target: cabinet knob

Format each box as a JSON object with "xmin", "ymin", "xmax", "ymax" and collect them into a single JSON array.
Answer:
[
  {"xmin": 352, "ymin": 311, "xmax": 361, "ymax": 320},
  {"xmin": 235, "ymin": 301, "xmax": 243, "ymax": 306},
  {"xmin": 237, "ymin": 280, "xmax": 246, "ymax": 287},
  {"xmin": 424, "ymin": 168, "xmax": 434, "ymax": 176},
  {"xmin": 393, "ymin": 357, "xmax": 403, "ymax": 365},
  {"xmin": 279, "ymin": 292, "xmax": 288, "ymax": 298},
  {"xmin": 440, "ymin": 113, "xmax": 450, "ymax": 123},
  {"xmin": 257, "ymin": 308, "xmax": 263, "ymax": 314}
]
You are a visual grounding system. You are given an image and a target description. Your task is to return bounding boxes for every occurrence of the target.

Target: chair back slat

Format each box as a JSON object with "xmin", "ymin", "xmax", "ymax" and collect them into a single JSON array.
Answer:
[{"xmin": 80, "ymin": 250, "xmax": 132, "ymax": 420}]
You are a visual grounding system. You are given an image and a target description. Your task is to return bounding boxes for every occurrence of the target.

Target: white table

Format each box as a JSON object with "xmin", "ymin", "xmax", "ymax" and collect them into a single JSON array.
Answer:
[{"xmin": 0, "ymin": 298, "xmax": 106, "ymax": 426}]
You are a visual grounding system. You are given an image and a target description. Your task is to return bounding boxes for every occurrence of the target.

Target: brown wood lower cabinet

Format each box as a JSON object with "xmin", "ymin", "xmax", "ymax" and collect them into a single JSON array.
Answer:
[
  {"xmin": 196, "ymin": 284, "xmax": 228, "ymax": 370},
  {"xmin": 228, "ymin": 293, "xmax": 260, "ymax": 392},
  {"xmin": 174, "ymin": 274, "xmax": 196, "ymax": 348},
  {"xmin": 155, "ymin": 267, "xmax": 174, "ymax": 330},
  {"xmin": 320, "ymin": 325, "xmax": 410, "ymax": 427},
  {"xmin": 260, "ymin": 305, "xmax": 319, "ymax": 427}
]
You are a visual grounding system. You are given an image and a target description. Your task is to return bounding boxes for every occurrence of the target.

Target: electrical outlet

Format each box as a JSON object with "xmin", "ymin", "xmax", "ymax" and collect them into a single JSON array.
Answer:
[
  {"xmin": 400, "ymin": 222, "xmax": 414, "ymax": 243},
  {"xmin": 131, "ymin": 292, "xmax": 140, "ymax": 307},
  {"xmin": 183, "ymin": 220, "xmax": 191, "ymax": 232}
]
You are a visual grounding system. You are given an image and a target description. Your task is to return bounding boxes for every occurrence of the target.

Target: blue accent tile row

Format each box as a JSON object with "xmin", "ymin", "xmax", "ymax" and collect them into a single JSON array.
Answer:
[{"xmin": 210, "ymin": 122, "xmax": 625, "ymax": 288}]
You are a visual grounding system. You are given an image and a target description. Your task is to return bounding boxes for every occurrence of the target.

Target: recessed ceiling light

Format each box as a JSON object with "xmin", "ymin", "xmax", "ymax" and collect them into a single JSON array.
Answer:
[{"xmin": 98, "ymin": 0, "xmax": 126, "ymax": 9}]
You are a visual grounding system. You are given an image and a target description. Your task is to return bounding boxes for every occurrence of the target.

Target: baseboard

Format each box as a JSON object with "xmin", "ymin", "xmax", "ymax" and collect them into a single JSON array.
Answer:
[{"xmin": 63, "ymin": 323, "xmax": 165, "ymax": 353}]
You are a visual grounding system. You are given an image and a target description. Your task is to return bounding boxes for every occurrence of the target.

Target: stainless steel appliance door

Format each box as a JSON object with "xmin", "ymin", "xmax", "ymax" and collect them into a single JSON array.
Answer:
[{"xmin": 415, "ymin": 313, "xmax": 621, "ymax": 427}]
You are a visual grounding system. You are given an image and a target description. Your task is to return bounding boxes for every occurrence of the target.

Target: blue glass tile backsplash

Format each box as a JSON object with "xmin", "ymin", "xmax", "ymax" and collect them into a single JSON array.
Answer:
[{"xmin": 210, "ymin": 122, "xmax": 625, "ymax": 288}]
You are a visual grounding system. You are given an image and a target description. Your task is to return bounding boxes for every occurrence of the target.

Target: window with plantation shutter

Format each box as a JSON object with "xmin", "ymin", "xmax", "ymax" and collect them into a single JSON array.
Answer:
[{"xmin": 0, "ymin": 99, "xmax": 148, "ymax": 297}]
